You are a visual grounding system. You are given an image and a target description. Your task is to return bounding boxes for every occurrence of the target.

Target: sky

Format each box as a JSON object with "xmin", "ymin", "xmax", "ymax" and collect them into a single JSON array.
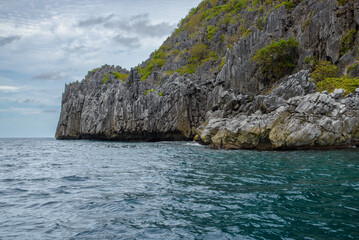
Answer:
[{"xmin": 0, "ymin": 0, "xmax": 202, "ymax": 138}]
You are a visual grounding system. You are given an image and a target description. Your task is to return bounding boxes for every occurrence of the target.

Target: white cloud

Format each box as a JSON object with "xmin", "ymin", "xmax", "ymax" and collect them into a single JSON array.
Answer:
[{"xmin": 0, "ymin": 86, "xmax": 22, "ymax": 91}]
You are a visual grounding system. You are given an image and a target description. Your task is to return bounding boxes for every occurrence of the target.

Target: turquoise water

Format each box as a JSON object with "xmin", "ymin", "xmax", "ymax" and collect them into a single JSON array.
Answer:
[{"xmin": 0, "ymin": 138, "xmax": 358, "ymax": 239}]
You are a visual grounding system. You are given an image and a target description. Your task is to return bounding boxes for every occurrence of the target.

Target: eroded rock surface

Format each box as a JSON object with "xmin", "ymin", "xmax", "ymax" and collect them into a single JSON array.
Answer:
[
  {"xmin": 56, "ymin": 0, "xmax": 359, "ymax": 150},
  {"xmin": 197, "ymin": 70, "xmax": 359, "ymax": 149}
]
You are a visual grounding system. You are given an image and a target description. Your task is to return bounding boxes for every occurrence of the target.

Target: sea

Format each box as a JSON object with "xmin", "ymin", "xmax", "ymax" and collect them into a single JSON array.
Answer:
[{"xmin": 0, "ymin": 138, "xmax": 358, "ymax": 239}]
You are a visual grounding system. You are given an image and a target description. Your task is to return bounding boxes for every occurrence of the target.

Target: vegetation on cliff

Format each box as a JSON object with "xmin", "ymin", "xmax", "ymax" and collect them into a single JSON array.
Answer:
[
  {"xmin": 251, "ymin": 37, "xmax": 299, "ymax": 82},
  {"xmin": 138, "ymin": 0, "xmax": 305, "ymax": 81},
  {"xmin": 86, "ymin": 0, "xmax": 358, "ymax": 94}
]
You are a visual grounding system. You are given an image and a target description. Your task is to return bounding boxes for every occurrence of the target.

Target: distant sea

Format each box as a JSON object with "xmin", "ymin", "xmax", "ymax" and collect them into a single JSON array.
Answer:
[{"xmin": 0, "ymin": 138, "xmax": 358, "ymax": 239}]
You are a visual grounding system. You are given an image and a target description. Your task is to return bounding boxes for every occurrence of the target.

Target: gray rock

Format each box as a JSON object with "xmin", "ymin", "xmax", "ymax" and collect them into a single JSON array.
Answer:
[
  {"xmin": 272, "ymin": 70, "xmax": 316, "ymax": 100},
  {"xmin": 56, "ymin": 0, "xmax": 359, "ymax": 150},
  {"xmin": 330, "ymin": 89, "xmax": 346, "ymax": 99}
]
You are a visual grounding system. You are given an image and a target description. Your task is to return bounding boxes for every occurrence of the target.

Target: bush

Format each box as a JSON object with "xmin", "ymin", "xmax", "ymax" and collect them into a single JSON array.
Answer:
[
  {"xmin": 207, "ymin": 25, "xmax": 219, "ymax": 40},
  {"xmin": 340, "ymin": 29, "xmax": 356, "ymax": 56},
  {"xmin": 220, "ymin": 56, "xmax": 226, "ymax": 70},
  {"xmin": 138, "ymin": 47, "xmax": 168, "ymax": 80},
  {"xmin": 317, "ymin": 76, "xmax": 359, "ymax": 95},
  {"xmin": 348, "ymin": 63, "xmax": 359, "ymax": 74},
  {"xmin": 143, "ymin": 89, "xmax": 156, "ymax": 96},
  {"xmin": 113, "ymin": 72, "xmax": 128, "ymax": 82},
  {"xmin": 189, "ymin": 43, "xmax": 209, "ymax": 63},
  {"xmin": 304, "ymin": 55, "xmax": 318, "ymax": 66},
  {"xmin": 176, "ymin": 64, "xmax": 197, "ymax": 75},
  {"xmin": 251, "ymin": 37, "xmax": 300, "ymax": 81},
  {"xmin": 88, "ymin": 68, "xmax": 99, "ymax": 75},
  {"xmin": 311, "ymin": 61, "xmax": 339, "ymax": 83},
  {"xmin": 102, "ymin": 73, "xmax": 109, "ymax": 84}
]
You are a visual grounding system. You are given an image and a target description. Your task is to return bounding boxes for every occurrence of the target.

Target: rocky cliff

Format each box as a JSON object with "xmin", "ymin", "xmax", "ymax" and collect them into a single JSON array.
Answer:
[{"xmin": 56, "ymin": 0, "xmax": 359, "ymax": 150}]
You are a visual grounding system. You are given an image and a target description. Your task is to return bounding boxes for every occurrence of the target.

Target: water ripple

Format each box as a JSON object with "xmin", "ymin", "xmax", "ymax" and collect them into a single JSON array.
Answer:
[{"xmin": 0, "ymin": 138, "xmax": 358, "ymax": 239}]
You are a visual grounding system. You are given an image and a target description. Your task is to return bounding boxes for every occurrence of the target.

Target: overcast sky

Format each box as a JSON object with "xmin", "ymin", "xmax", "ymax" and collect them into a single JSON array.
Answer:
[{"xmin": 0, "ymin": 0, "xmax": 202, "ymax": 137}]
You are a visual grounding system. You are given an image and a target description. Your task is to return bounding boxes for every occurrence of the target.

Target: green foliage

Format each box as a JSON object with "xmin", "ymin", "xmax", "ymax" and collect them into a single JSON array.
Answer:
[
  {"xmin": 201, "ymin": 51, "xmax": 219, "ymax": 65},
  {"xmin": 207, "ymin": 25, "xmax": 219, "ymax": 40},
  {"xmin": 337, "ymin": 0, "xmax": 349, "ymax": 6},
  {"xmin": 317, "ymin": 76, "xmax": 359, "ymax": 95},
  {"xmin": 348, "ymin": 63, "xmax": 359, "ymax": 74},
  {"xmin": 143, "ymin": 0, "xmax": 304, "ymax": 81},
  {"xmin": 274, "ymin": 0, "xmax": 295, "ymax": 10},
  {"xmin": 189, "ymin": 43, "xmax": 209, "ymax": 64},
  {"xmin": 165, "ymin": 70, "xmax": 175, "ymax": 75},
  {"xmin": 239, "ymin": 17, "xmax": 252, "ymax": 37},
  {"xmin": 138, "ymin": 48, "xmax": 167, "ymax": 80},
  {"xmin": 113, "ymin": 72, "xmax": 128, "ymax": 82},
  {"xmin": 143, "ymin": 89, "xmax": 156, "ymax": 96},
  {"xmin": 158, "ymin": 92, "xmax": 163, "ymax": 96},
  {"xmin": 304, "ymin": 55, "xmax": 319, "ymax": 66},
  {"xmin": 220, "ymin": 56, "xmax": 226, "ymax": 70},
  {"xmin": 311, "ymin": 61, "xmax": 339, "ymax": 83},
  {"xmin": 340, "ymin": 29, "xmax": 357, "ymax": 56},
  {"xmin": 102, "ymin": 73, "xmax": 109, "ymax": 84},
  {"xmin": 302, "ymin": 10, "xmax": 313, "ymax": 30},
  {"xmin": 169, "ymin": 49, "xmax": 180, "ymax": 56},
  {"xmin": 256, "ymin": 18, "xmax": 264, "ymax": 31},
  {"xmin": 176, "ymin": 64, "xmax": 197, "ymax": 75},
  {"xmin": 251, "ymin": 37, "xmax": 300, "ymax": 81},
  {"xmin": 88, "ymin": 68, "xmax": 99, "ymax": 75}
]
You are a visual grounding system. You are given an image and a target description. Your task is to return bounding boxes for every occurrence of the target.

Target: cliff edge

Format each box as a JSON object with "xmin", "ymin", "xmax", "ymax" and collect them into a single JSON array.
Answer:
[{"xmin": 56, "ymin": 0, "xmax": 359, "ymax": 150}]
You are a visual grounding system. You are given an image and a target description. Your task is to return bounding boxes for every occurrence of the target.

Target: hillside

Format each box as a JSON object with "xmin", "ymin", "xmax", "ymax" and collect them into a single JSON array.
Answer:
[{"xmin": 56, "ymin": 0, "xmax": 359, "ymax": 150}]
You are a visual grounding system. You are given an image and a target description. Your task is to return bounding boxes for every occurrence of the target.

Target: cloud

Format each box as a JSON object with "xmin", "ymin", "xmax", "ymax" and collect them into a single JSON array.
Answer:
[
  {"xmin": 78, "ymin": 13, "xmax": 175, "ymax": 38},
  {"xmin": 113, "ymin": 35, "xmax": 140, "ymax": 48},
  {"xmin": 0, "ymin": 86, "xmax": 22, "ymax": 92},
  {"xmin": 126, "ymin": 14, "xmax": 175, "ymax": 37},
  {"xmin": 77, "ymin": 14, "xmax": 114, "ymax": 27},
  {"xmin": 32, "ymin": 71, "xmax": 71, "ymax": 81},
  {"xmin": 0, "ymin": 35, "xmax": 21, "ymax": 47},
  {"xmin": 0, "ymin": 96, "xmax": 38, "ymax": 104}
]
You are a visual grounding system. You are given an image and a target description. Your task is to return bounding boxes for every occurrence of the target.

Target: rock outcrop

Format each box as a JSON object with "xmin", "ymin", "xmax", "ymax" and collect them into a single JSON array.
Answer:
[
  {"xmin": 197, "ymin": 70, "xmax": 359, "ymax": 149},
  {"xmin": 56, "ymin": 65, "xmax": 211, "ymax": 141},
  {"xmin": 56, "ymin": 0, "xmax": 359, "ymax": 150}
]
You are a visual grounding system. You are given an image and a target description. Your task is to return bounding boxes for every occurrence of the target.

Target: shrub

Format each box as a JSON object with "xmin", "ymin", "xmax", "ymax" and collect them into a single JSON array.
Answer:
[
  {"xmin": 176, "ymin": 64, "xmax": 197, "ymax": 75},
  {"xmin": 337, "ymin": 0, "xmax": 349, "ymax": 6},
  {"xmin": 189, "ymin": 43, "xmax": 209, "ymax": 63},
  {"xmin": 165, "ymin": 70, "xmax": 175, "ymax": 75},
  {"xmin": 251, "ymin": 37, "xmax": 300, "ymax": 81},
  {"xmin": 88, "ymin": 68, "xmax": 99, "ymax": 75},
  {"xmin": 317, "ymin": 76, "xmax": 359, "ymax": 95},
  {"xmin": 348, "ymin": 63, "xmax": 359, "ymax": 74},
  {"xmin": 207, "ymin": 25, "xmax": 219, "ymax": 40},
  {"xmin": 220, "ymin": 56, "xmax": 226, "ymax": 70},
  {"xmin": 340, "ymin": 29, "xmax": 356, "ymax": 56},
  {"xmin": 304, "ymin": 55, "xmax": 319, "ymax": 66},
  {"xmin": 159, "ymin": 92, "xmax": 163, "ymax": 96},
  {"xmin": 143, "ymin": 89, "xmax": 156, "ymax": 96},
  {"xmin": 138, "ymin": 49, "xmax": 167, "ymax": 81},
  {"xmin": 274, "ymin": 0, "xmax": 295, "ymax": 10},
  {"xmin": 113, "ymin": 72, "xmax": 128, "ymax": 82},
  {"xmin": 256, "ymin": 18, "xmax": 264, "ymax": 31},
  {"xmin": 102, "ymin": 73, "xmax": 109, "ymax": 84},
  {"xmin": 311, "ymin": 61, "xmax": 339, "ymax": 83}
]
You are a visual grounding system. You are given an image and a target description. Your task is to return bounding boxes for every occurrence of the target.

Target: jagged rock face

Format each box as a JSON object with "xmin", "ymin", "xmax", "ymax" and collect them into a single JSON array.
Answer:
[
  {"xmin": 216, "ymin": 0, "xmax": 359, "ymax": 96},
  {"xmin": 197, "ymin": 70, "xmax": 359, "ymax": 150},
  {"xmin": 56, "ymin": 65, "xmax": 211, "ymax": 141},
  {"xmin": 56, "ymin": 0, "xmax": 359, "ymax": 149}
]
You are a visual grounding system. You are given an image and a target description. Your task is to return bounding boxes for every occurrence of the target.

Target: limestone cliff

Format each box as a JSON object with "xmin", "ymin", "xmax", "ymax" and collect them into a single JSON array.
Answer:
[{"xmin": 56, "ymin": 0, "xmax": 359, "ymax": 149}]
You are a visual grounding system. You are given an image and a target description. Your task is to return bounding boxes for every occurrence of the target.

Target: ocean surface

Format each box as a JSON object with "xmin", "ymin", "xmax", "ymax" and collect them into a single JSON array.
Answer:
[{"xmin": 0, "ymin": 138, "xmax": 358, "ymax": 239}]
